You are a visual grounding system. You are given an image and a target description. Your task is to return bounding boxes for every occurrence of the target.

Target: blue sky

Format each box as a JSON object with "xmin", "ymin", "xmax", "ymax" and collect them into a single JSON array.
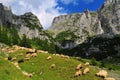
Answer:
[{"xmin": 0, "ymin": 0, "xmax": 105, "ymax": 29}]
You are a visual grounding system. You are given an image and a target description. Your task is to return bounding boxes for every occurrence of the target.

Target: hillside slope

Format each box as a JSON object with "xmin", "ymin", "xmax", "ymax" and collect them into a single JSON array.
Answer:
[
  {"xmin": 0, "ymin": 45, "xmax": 116, "ymax": 80},
  {"xmin": 0, "ymin": 56, "xmax": 31, "ymax": 80}
]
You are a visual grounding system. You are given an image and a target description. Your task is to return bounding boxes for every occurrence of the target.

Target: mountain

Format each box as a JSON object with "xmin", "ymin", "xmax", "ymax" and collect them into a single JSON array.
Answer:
[
  {"xmin": 48, "ymin": 0, "xmax": 120, "ymax": 63},
  {"xmin": 0, "ymin": 0, "xmax": 120, "ymax": 61},
  {"xmin": 49, "ymin": 0, "xmax": 120, "ymax": 49},
  {"xmin": 0, "ymin": 3, "xmax": 55, "ymax": 53},
  {"xmin": 49, "ymin": 10, "xmax": 103, "ymax": 49},
  {"xmin": 0, "ymin": 1, "xmax": 120, "ymax": 80}
]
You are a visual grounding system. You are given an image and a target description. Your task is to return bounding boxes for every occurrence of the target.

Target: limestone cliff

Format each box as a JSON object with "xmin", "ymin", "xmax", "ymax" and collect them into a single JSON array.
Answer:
[{"xmin": 49, "ymin": 10, "xmax": 103, "ymax": 48}]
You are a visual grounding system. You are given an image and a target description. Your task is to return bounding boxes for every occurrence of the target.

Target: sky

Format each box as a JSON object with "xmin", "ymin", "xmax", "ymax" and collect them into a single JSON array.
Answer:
[{"xmin": 0, "ymin": 0, "xmax": 105, "ymax": 29}]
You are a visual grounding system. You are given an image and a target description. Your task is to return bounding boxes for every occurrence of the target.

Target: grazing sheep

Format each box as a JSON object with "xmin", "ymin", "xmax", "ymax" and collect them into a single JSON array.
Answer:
[
  {"xmin": 26, "ymin": 49, "xmax": 36, "ymax": 54},
  {"xmin": 8, "ymin": 56, "xmax": 12, "ymax": 60},
  {"xmin": 60, "ymin": 54, "xmax": 65, "ymax": 58},
  {"xmin": 96, "ymin": 70, "xmax": 107, "ymax": 78},
  {"xmin": 104, "ymin": 77, "xmax": 116, "ymax": 80},
  {"xmin": 37, "ymin": 50, "xmax": 45, "ymax": 53},
  {"xmin": 53, "ymin": 54, "xmax": 55, "ymax": 55},
  {"xmin": 11, "ymin": 57, "xmax": 17, "ymax": 61},
  {"xmin": 44, "ymin": 51, "xmax": 48, "ymax": 54},
  {"xmin": 27, "ymin": 73, "xmax": 33, "ymax": 77},
  {"xmin": 85, "ymin": 62, "xmax": 90, "ymax": 66},
  {"xmin": 74, "ymin": 70, "xmax": 82, "ymax": 77},
  {"xmin": 25, "ymin": 54, "xmax": 31, "ymax": 58},
  {"xmin": 18, "ymin": 59, "xmax": 24, "ymax": 63},
  {"xmin": 76, "ymin": 64, "xmax": 82, "ymax": 70},
  {"xmin": 50, "ymin": 64, "xmax": 56, "ymax": 68},
  {"xmin": 47, "ymin": 56, "xmax": 52, "ymax": 60},
  {"xmin": 22, "ymin": 71, "xmax": 33, "ymax": 77},
  {"xmin": 31, "ymin": 53, "xmax": 37, "ymax": 57},
  {"xmin": 13, "ymin": 45, "xmax": 20, "ymax": 50},
  {"xmin": 55, "ymin": 54, "xmax": 60, "ymax": 57},
  {"xmin": 83, "ymin": 67, "xmax": 89, "ymax": 74},
  {"xmin": 19, "ymin": 47, "xmax": 24, "ymax": 50},
  {"xmin": 64, "ymin": 55, "xmax": 70, "ymax": 59},
  {"xmin": 24, "ymin": 57, "xmax": 30, "ymax": 60}
]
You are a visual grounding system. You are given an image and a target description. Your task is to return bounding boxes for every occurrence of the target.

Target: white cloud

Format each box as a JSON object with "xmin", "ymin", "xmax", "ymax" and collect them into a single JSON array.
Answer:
[
  {"xmin": 32, "ymin": 0, "xmax": 66, "ymax": 29},
  {"xmin": 0, "ymin": 0, "xmax": 66, "ymax": 29},
  {"xmin": 82, "ymin": 0, "xmax": 94, "ymax": 4},
  {"xmin": 0, "ymin": 0, "xmax": 15, "ymax": 5}
]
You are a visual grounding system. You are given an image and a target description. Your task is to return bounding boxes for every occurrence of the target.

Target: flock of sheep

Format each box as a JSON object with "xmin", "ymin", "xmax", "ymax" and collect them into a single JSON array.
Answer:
[
  {"xmin": 74, "ymin": 62, "xmax": 115, "ymax": 80},
  {"xmin": 1, "ymin": 45, "xmax": 116, "ymax": 80}
]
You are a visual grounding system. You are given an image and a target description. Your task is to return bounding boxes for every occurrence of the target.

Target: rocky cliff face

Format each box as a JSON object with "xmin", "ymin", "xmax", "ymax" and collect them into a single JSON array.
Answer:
[
  {"xmin": 0, "ymin": 3, "xmax": 51, "ymax": 42},
  {"xmin": 0, "ymin": 3, "xmax": 12, "ymax": 26},
  {"xmin": 12, "ymin": 12, "xmax": 50, "ymax": 40},
  {"xmin": 49, "ymin": 10, "xmax": 103, "ymax": 48},
  {"xmin": 98, "ymin": 0, "xmax": 120, "ymax": 34},
  {"xmin": 49, "ymin": 0, "xmax": 120, "ymax": 49}
]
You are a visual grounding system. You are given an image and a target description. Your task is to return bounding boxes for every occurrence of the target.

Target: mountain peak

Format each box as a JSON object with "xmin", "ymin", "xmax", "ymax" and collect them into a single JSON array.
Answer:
[{"xmin": 23, "ymin": 12, "xmax": 35, "ymax": 17}]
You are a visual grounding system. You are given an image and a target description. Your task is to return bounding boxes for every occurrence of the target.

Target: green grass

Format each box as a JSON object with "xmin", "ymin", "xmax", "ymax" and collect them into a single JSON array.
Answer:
[
  {"xmin": 0, "ymin": 56, "xmax": 31, "ymax": 80},
  {"xmin": 0, "ymin": 46, "xmax": 106, "ymax": 80}
]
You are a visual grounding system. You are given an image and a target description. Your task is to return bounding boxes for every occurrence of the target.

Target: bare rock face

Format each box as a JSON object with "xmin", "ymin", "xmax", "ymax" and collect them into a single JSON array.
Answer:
[
  {"xmin": 49, "ymin": 9, "xmax": 103, "ymax": 49},
  {"xmin": 0, "ymin": 3, "xmax": 12, "ymax": 26},
  {"xmin": 98, "ymin": 0, "xmax": 120, "ymax": 34}
]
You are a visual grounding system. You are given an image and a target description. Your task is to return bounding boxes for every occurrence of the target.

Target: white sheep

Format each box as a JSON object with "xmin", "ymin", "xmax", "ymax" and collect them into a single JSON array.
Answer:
[
  {"xmin": 85, "ymin": 62, "xmax": 90, "ymax": 66},
  {"xmin": 31, "ymin": 53, "xmax": 37, "ymax": 57},
  {"xmin": 25, "ymin": 54, "xmax": 31, "ymax": 58},
  {"xmin": 11, "ymin": 57, "xmax": 17, "ymax": 61},
  {"xmin": 76, "ymin": 64, "xmax": 82, "ymax": 70},
  {"xmin": 47, "ymin": 56, "xmax": 52, "ymax": 60},
  {"xmin": 22, "ymin": 71, "xmax": 33, "ymax": 77},
  {"xmin": 96, "ymin": 70, "xmax": 107, "ymax": 78},
  {"xmin": 24, "ymin": 57, "xmax": 30, "ymax": 60},
  {"xmin": 50, "ymin": 64, "xmax": 56, "ymax": 68},
  {"xmin": 64, "ymin": 56, "xmax": 70, "ymax": 59},
  {"xmin": 74, "ymin": 70, "xmax": 82, "ymax": 77},
  {"xmin": 83, "ymin": 67, "xmax": 89, "ymax": 74}
]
